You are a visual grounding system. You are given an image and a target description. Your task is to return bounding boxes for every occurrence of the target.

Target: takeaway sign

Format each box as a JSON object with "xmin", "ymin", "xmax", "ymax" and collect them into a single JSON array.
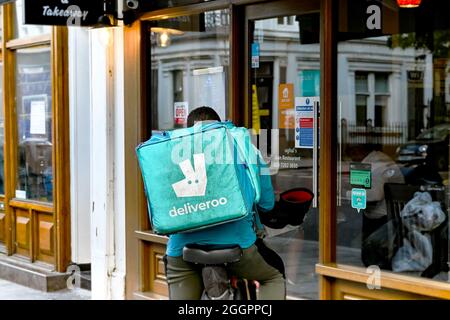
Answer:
[{"xmin": 24, "ymin": 0, "xmax": 104, "ymax": 27}]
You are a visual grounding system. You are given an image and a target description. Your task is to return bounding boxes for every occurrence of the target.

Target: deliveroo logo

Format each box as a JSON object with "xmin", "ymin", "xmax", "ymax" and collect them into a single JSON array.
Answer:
[
  {"xmin": 170, "ymin": 153, "xmax": 228, "ymax": 217},
  {"xmin": 172, "ymin": 153, "xmax": 207, "ymax": 197}
]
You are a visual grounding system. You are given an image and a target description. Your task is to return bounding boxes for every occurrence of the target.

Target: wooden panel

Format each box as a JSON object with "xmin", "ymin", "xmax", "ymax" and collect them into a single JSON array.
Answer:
[
  {"xmin": 36, "ymin": 212, "xmax": 55, "ymax": 264},
  {"xmin": 0, "ymin": 198, "xmax": 5, "ymax": 248},
  {"xmin": 319, "ymin": 0, "xmax": 338, "ymax": 300},
  {"xmin": 3, "ymin": 3, "xmax": 16, "ymax": 255},
  {"xmin": 14, "ymin": 209, "xmax": 31, "ymax": 257},
  {"xmin": 9, "ymin": 200, "xmax": 53, "ymax": 213},
  {"xmin": 39, "ymin": 221, "xmax": 53, "ymax": 252},
  {"xmin": 331, "ymin": 279, "xmax": 436, "ymax": 300},
  {"xmin": 316, "ymin": 263, "xmax": 450, "ymax": 299},
  {"xmin": 143, "ymin": 241, "xmax": 169, "ymax": 297},
  {"xmin": 5, "ymin": 35, "xmax": 51, "ymax": 50},
  {"xmin": 52, "ymin": 26, "xmax": 71, "ymax": 272},
  {"xmin": 124, "ymin": 19, "xmax": 147, "ymax": 299},
  {"xmin": 0, "ymin": 212, "xmax": 5, "ymax": 243}
]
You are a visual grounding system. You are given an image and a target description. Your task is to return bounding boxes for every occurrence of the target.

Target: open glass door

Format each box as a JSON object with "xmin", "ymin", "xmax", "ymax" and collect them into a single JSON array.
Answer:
[{"xmin": 245, "ymin": 0, "xmax": 321, "ymax": 299}]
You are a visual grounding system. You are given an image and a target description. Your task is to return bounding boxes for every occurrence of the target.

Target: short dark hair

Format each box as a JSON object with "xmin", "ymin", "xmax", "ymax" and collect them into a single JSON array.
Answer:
[{"xmin": 187, "ymin": 106, "xmax": 221, "ymax": 127}]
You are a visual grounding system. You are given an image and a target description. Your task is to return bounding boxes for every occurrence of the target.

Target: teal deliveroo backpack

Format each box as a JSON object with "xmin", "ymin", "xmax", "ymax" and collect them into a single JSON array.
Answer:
[{"xmin": 135, "ymin": 121, "xmax": 262, "ymax": 235}]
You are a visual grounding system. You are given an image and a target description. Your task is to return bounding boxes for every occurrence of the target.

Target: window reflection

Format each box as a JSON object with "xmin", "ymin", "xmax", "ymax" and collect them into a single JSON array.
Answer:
[
  {"xmin": 0, "ymin": 8, "xmax": 3, "ymax": 43},
  {"xmin": 250, "ymin": 14, "xmax": 321, "ymax": 300},
  {"xmin": 149, "ymin": 10, "xmax": 230, "ymax": 131},
  {"xmin": 15, "ymin": 48, "xmax": 53, "ymax": 202},
  {"xmin": 14, "ymin": 0, "xmax": 51, "ymax": 39},
  {"xmin": 337, "ymin": 0, "xmax": 450, "ymax": 282}
]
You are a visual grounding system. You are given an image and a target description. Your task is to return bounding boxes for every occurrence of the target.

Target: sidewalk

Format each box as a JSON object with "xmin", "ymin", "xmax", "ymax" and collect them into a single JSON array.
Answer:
[{"xmin": 0, "ymin": 279, "xmax": 91, "ymax": 300}]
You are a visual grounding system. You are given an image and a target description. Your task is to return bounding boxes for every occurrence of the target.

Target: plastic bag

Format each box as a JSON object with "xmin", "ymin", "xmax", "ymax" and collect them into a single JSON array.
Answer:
[
  {"xmin": 400, "ymin": 192, "xmax": 445, "ymax": 232},
  {"xmin": 392, "ymin": 230, "xmax": 433, "ymax": 272}
]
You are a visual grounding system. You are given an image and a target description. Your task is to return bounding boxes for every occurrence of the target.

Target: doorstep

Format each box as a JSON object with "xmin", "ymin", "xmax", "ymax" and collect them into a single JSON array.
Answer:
[{"xmin": 0, "ymin": 254, "xmax": 77, "ymax": 292}]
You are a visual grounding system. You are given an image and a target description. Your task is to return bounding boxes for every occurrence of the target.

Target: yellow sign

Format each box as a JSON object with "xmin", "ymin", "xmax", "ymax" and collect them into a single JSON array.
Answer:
[
  {"xmin": 259, "ymin": 109, "xmax": 270, "ymax": 117},
  {"xmin": 278, "ymin": 83, "xmax": 294, "ymax": 129},
  {"xmin": 252, "ymin": 84, "xmax": 261, "ymax": 134}
]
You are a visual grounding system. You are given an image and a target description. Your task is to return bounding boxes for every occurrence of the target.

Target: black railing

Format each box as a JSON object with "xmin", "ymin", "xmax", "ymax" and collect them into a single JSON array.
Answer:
[{"xmin": 340, "ymin": 122, "xmax": 408, "ymax": 146}]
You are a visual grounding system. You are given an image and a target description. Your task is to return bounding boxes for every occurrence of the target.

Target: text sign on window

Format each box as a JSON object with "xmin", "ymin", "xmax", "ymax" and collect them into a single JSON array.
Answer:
[
  {"xmin": 295, "ymin": 97, "xmax": 319, "ymax": 149},
  {"xmin": 30, "ymin": 100, "xmax": 47, "ymax": 135},
  {"xmin": 350, "ymin": 162, "xmax": 372, "ymax": 189},
  {"xmin": 23, "ymin": 0, "xmax": 104, "ymax": 27}
]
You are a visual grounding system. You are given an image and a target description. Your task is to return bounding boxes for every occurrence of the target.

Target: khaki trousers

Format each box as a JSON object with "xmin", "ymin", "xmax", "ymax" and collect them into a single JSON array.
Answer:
[{"xmin": 164, "ymin": 238, "xmax": 286, "ymax": 300}]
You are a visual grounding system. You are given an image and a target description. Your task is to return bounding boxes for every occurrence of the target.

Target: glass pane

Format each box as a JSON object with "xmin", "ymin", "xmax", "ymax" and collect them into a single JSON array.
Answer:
[
  {"xmin": 250, "ymin": 13, "xmax": 321, "ymax": 299},
  {"xmin": 337, "ymin": 1, "xmax": 450, "ymax": 283},
  {"xmin": 356, "ymin": 95, "xmax": 368, "ymax": 126},
  {"xmin": 149, "ymin": 9, "xmax": 230, "ymax": 131},
  {"xmin": 355, "ymin": 72, "xmax": 368, "ymax": 93},
  {"xmin": 14, "ymin": 0, "xmax": 51, "ymax": 39},
  {"xmin": 15, "ymin": 47, "xmax": 53, "ymax": 202},
  {"xmin": 375, "ymin": 73, "xmax": 389, "ymax": 94},
  {"xmin": 0, "ymin": 63, "xmax": 3, "ymax": 195},
  {"xmin": 0, "ymin": 8, "xmax": 3, "ymax": 43}
]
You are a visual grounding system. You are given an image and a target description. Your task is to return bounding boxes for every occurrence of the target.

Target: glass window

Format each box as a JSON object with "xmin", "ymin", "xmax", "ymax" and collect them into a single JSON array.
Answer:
[
  {"xmin": 356, "ymin": 95, "xmax": 368, "ymax": 126},
  {"xmin": 337, "ymin": 1, "xmax": 450, "ymax": 283},
  {"xmin": 0, "ymin": 8, "xmax": 3, "ymax": 43},
  {"xmin": 249, "ymin": 13, "xmax": 321, "ymax": 299},
  {"xmin": 13, "ymin": 0, "xmax": 51, "ymax": 39},
  {"xmin": 149, "ymin": 9, "xmax": 230, "ymax": 131},
  {"xmin": 355, "ymin": 72, "xmax": 368, "ymax": 93},
  {"xmin": 15, "ymin": 47, "xmax": 52, "ymax": 202},
  {"xmin": 375, "ymin": 73, "xmax": 389, "ymax": 94}
]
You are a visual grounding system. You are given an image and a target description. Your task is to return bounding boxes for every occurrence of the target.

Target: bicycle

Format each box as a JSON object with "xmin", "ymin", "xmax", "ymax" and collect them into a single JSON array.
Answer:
[{"xmin": 182, "ymin": 244, "xmax": 260, "ymax": 300}]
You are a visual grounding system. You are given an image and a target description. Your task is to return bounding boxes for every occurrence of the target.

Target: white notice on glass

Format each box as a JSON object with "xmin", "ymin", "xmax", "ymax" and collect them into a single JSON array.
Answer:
[
  {"xmin": 15, "ymin": 190, "xmax": 27, "ymax": 200},
  {"xmin": 30, "ymin": 100, "xmax": 46, "ymax": 135}
]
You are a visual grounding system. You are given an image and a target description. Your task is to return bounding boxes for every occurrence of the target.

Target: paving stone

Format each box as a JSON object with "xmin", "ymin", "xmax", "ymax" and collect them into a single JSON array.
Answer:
[{"xmin": 0, "ymin": 279, "xmax": 91, "ymax": 300}]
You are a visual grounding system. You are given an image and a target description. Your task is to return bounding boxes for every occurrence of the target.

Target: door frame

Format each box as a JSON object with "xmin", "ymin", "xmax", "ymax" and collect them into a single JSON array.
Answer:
[
  {"xmin": 124, "ymin": 0, "xmax": 450, "ymax": 300},
  {"xmin": 0, "ymin": 3, "xmax": 71, "ymax": 272},
  {"xmin": 126, "ymin": 0, "xmax": 326, "ymax": 300}
]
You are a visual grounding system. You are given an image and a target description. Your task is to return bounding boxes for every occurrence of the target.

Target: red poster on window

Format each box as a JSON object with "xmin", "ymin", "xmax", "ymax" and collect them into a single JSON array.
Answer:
[{"xmin": 174, "ymin": 102, "xmax": 189, "ymax": 125}]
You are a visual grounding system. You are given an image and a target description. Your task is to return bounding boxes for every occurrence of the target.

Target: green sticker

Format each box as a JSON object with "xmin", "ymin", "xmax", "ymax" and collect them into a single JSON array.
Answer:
[
  {"xmin": 350, "ymin": 163, "xmax": 371, "ymax": 188},
  {"xmin": 351, "ymin": 188, "xmax": 367, "ymax": 213}
]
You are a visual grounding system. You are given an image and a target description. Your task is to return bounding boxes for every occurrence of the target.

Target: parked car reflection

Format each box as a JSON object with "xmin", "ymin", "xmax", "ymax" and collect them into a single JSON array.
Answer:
[{"xmin": 396, "ymin": 124, "xmax": 450, "ymax": 171}]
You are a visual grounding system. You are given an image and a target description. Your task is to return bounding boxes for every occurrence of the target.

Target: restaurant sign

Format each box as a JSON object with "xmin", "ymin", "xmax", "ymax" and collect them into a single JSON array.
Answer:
[{"xmin": 24, "ymin": 0, "xmax": 105, "ymax": 27}]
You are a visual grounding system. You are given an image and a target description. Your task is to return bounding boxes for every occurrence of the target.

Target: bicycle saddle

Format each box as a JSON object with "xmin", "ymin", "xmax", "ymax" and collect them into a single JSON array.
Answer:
[{"xmin": 182, "ymin": 244, "xmax": 243, "ymax": 265}]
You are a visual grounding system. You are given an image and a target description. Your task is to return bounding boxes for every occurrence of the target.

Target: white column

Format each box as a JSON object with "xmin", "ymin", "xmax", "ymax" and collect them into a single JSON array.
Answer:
[
  {"xmin": 69, "ymin": 28, "xmax": 91, "ymax": 265},
  {"xmin": 89, "ymin": 26, "xmax": 126, "ymax": 300},
  {"xmin": 111, "ymin": 27, "xmax": 126, "ymax": 300}
]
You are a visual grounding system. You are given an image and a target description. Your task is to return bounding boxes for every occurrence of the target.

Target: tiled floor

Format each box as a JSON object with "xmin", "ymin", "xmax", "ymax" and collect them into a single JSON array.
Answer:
[{"xmin": 0, "ymin": 279, "xmax": 91, "ymax": 300}]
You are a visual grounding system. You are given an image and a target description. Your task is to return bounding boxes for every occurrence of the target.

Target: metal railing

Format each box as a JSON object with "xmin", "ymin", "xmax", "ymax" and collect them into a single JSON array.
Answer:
[{"xmin": 340, "ymin": 122, "xmax": 408, "ymax": 146}]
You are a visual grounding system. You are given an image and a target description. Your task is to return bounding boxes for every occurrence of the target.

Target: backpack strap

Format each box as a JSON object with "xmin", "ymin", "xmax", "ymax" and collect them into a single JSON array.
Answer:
[{"xmin": 253, "ymin": 205, "xmax": 266, "ymax": 239}]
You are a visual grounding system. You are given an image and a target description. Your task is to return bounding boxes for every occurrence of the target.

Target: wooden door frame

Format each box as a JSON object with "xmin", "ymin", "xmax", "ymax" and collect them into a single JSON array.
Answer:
[
  {"xmin": 125, "ymin": 0, "xmax": 450, "ymax": 300},
  {"xmin": 317, "ymin": 0, "xmax": 337, "ymax": 300},
  {"xmin": 126, "ymin": 0, "xmax": 324, "ymax": 300},
  {"xmin": 1, "ymin": 3, "xmax": 70, "ymax": 272}
]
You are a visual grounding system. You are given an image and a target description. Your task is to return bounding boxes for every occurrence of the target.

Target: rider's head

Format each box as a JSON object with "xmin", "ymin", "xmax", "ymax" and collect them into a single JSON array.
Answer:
[{"xmin": 187, "ymin": 106, "xmax": 221, "ymax": 127}]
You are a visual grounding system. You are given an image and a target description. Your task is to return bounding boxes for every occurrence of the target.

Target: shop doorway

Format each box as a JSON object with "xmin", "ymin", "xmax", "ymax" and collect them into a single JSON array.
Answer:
[{"xmin": 245, "ymin": 0, "xmax": 321, "ymax": 299}]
